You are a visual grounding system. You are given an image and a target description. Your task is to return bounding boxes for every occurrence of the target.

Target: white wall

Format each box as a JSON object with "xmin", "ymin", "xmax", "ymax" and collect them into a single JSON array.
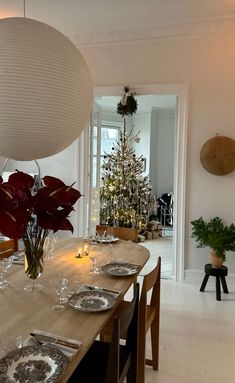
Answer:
[
  {"xmin": 0, "ymin": 141, "xmax": 80, "ymax": 238},
  {"xmin": 150, "ymin": 109, "xmax": 175, "ymax": 198},
  {"xmin": 80, "ymin": 32, "xmax": 235, "ymax": 274}
]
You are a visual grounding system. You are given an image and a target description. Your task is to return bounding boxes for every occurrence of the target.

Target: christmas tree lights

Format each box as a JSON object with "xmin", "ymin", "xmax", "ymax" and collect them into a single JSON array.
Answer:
[{"xmin": 100, "ymin": 87, "xmax": 155, "ymax": 230}]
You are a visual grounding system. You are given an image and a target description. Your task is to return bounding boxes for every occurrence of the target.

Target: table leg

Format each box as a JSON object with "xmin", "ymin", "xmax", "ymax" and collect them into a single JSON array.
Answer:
[
  {"xmin": 220, "ymin": 276, "xmax": 229, "ymax": 294},
  {"xmin": 200, "ymin": 274, "xmax": 209, "ymax": 292},
  {"xmin": 216, "ymin": 276, "xmax": 221, "ymax": 301}
]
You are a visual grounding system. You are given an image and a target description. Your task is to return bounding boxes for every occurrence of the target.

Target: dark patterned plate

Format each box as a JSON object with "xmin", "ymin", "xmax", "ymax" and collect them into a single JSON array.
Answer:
[
  {"xmin": 0, "ymin": 345, "xmax": 68, "ymax": 383},
  {"xmin": 101, "ymin": 262, "xmax": 139, "ymax": 276},
  {"xmin": 68, "ymin": 290, "xmax": 116, "ymax": 312}
]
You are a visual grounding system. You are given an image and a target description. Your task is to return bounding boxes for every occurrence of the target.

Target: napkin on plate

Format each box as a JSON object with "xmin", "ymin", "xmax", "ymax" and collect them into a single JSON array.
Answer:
[{"xmin": 24, "ymin": 329, "xmax": 82, "ymax": 361}]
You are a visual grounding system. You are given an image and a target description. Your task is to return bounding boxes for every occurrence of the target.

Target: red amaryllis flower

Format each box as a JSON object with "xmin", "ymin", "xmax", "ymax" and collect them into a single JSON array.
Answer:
[
  {"xmin": 0, "ymin": 172, "xmax": 82, "ymax": 239},
  {"xmin": 0, "ymin": 208, "xmax": 31, "ymax": 239},
  {"xmin": 37, "ymin": 207, "xmax": 74, "ymax": 233},
  {"xmin": 8, "ymin": 171, "xmax": 35, "ymax": 190},
  {"xmin": 43, "ymin": 176, "xmax": 81, "ymax": 206}
]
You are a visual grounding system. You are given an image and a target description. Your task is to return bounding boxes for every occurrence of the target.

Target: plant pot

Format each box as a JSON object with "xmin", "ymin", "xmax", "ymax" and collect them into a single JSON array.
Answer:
[{"xmin": 209, "ymin": 250, "xmax": 224, "ymax": 268}]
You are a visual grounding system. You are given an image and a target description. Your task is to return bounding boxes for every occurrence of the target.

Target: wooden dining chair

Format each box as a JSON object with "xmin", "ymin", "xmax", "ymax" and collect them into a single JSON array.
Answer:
[
  {"xmin": 68, "ymin": 283, "xmax": 139, "ymax": 383},
  {"xmin": 0, "ymin": 238, "xmax": 18, "ymax": 259},
  {"xmin": 100, "ymin": 257, "xmax": 161, "ymax": 383}
]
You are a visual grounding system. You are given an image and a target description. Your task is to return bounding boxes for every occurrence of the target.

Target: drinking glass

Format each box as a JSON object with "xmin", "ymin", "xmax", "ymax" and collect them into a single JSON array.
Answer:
[
  {"xmin": 0, "ymin": 272, "xmax": 7, "ymax": 290},
  {"xmin": 51, "ymin": 277, "xmax": 69, "ymax": 312},
  {"xmin": 0, "ymin": 257, "xmax": 13, "ymax": 287},
  {"xmin": 44, "ymin": 236, "xmax": 58, "ymax": 262},
  {"xmin": 15, "ymin": 336, "xmax": 23, "ymax": 349},
  {"xmin": 96, "ymin": 229, "xmax": 106, "ymax": 243},
  {"xmin": 88, "ymin": 244, "xmax": 101, "ymax": 274},
  {"xmin": 107, "ymin": 227, "xmax": 115, "ymax": 246}
]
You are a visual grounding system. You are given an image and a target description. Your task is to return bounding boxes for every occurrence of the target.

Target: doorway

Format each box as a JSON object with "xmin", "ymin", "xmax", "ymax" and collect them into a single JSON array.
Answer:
[{"xmin": 79, "ymin": 84, "xmax": 188, "ymax": 281}]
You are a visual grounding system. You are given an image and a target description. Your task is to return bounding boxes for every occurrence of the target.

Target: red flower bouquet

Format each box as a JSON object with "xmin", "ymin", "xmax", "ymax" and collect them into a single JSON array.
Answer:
[{"xmin": 0, "ymin": 171, "xmax": 81, "ymax": 282}]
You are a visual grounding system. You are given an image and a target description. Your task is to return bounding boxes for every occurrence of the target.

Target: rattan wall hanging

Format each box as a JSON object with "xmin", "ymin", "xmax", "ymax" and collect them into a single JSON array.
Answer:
[{"xmin": 200, "ymin": 135, "xmax": 235, "ymax": 176}]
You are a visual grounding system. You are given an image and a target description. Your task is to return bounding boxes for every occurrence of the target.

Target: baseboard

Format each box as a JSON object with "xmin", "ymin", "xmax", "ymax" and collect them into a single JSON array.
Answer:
[{"xmin": 184, "ymin": 268, "xmax": 235, "ymax": 289}]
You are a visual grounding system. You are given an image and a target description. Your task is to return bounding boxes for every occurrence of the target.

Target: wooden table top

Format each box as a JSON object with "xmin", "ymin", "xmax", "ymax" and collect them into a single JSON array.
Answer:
[{"xmin": 0, "ymin": 238, "xmax": 149, "ymax": 382}]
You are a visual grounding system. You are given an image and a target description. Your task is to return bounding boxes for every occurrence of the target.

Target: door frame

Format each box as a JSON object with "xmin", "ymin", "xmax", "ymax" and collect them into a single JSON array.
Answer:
[{"xmin": 79, "ymin": 83, "xmax": 189, "ymax": 281}]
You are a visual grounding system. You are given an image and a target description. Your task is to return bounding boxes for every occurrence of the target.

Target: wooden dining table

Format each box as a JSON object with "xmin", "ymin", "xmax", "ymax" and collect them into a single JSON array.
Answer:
[{"xmin": 0, "ymin": 237, "xmax": 149, "ymax": 382}]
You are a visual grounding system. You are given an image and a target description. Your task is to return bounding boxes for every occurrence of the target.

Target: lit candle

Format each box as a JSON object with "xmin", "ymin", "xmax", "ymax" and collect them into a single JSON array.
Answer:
[
  {"xmin": 75, "ymin": 247, "xmax": 83, "ymax": 259},
  {"xmin": 84, "ymin": 244, "xmax": 89, "ymax": 256}
]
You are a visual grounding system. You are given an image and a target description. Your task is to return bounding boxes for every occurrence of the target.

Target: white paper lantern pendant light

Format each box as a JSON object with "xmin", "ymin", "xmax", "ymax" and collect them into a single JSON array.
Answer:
[{"xmin": 0, "ymin": 6, "xmax": 93, "ymax": 160}]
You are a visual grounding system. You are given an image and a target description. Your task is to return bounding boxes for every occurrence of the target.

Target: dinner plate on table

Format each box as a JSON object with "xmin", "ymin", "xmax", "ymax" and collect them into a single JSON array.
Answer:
[
  {"xmin": 68, "ymin": 290, "xmax": 116, "ymax": 312},
  {"xmin": 101, "ymin": 262, "xmax": 139, "ymax": 276},
  {"xmin": 97, "ymin": 237, "xmax": 119, "ymax": 244},
  {"xmin": 0, "ymin": 345, "xmax": 68, "ymax": 383}
]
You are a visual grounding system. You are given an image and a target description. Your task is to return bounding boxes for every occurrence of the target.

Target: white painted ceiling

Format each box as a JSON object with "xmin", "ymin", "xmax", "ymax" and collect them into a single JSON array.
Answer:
[
  {"xmin": 0, "ymin": 1, "xmax": 233, "ymax": 110},
  {"xmin": 0, "ymin": 0, "xmax": 235, "ymax": 45}
]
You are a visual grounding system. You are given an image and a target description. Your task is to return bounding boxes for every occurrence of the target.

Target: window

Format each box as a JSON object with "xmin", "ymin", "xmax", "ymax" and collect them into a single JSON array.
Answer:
[{"xmin": 92, "ymin": 124, "xmax": 120, "ymax": 187}]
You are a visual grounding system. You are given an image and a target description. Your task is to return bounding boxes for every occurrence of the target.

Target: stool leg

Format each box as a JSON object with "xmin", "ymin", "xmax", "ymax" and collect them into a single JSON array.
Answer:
[
  {"xmin": 216, "ymin": 276, "xmax": 221, "ymax": 301},
  {"xmin": 200, "ymin": 274, "xmax": 209, "ymax": 292},
  {"xmin": 220, "ymin": 276, "xmax": 229, "ymax": 294}
]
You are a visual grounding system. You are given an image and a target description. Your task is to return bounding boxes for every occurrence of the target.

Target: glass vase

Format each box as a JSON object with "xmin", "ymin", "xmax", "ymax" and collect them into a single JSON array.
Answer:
[{"xmin": 24, "ymin": 238, "xmax": 45, "ymax": 292}]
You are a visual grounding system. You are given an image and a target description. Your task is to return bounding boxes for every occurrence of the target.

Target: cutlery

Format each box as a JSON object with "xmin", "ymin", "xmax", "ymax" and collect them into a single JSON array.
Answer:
[
  {"xmin": 84, "ymin": 284, "xmax": 120, "ymax": 296},
  {"xmin": 31, "ymin": 336, "xmax": 76, "ymax": 353},
  {"xmin": 30, "ymin": 333, "xmax": 80, "ymax": 349}
]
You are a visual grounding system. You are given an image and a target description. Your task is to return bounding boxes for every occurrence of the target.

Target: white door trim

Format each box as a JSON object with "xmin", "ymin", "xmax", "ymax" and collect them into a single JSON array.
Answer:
[{"xmin": 82, "ymin": 83, "xmax": 189, "ymax": 281}]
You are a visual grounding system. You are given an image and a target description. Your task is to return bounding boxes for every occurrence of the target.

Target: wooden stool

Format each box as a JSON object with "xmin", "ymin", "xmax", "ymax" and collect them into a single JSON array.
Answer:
[{"xmin": 200, "ymin": 263, "xmax": 228, "ymax": 301}]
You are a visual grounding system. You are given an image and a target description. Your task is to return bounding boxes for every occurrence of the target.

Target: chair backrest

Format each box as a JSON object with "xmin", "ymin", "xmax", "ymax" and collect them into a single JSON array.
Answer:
[
  {"xmin": 96, "ymin": 224, "xmax": 138, "ymax": 243},
  {"xmin": 105, "ymin": 283, "xmax": 139, "ymax": 383},
  {"xmin": 138, "ymin": 257, "xmax": 161, "ymax": 382},
  {"xmin": 0, "ymin": 238, "xmax": 17, "ymax": 259},
  {"xmin": 141, "ymin": 256, "xmax": 161, "ymax": 310}
]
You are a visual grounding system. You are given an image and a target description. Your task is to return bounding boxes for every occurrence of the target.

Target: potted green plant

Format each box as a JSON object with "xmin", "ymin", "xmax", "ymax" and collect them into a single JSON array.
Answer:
[{"xmin": 191, "ymin": 217, "xmax": 235, "ymax": 267}]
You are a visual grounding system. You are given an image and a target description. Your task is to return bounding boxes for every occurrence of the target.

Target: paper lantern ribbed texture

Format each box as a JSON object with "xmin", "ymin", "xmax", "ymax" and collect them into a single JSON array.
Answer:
[{"xmin": 0, "ymin": 17, "xmax": 93, "ymax": 160}]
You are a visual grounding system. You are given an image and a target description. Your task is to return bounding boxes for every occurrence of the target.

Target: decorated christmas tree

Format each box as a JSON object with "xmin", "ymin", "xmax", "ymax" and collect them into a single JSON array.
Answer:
[{"xmin": 99, "ymin": 87, "xmax": 155, "ymax": 230}]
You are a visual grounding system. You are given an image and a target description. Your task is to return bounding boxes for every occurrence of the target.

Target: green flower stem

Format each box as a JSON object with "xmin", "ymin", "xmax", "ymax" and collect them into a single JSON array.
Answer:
[{"xmin": 24, "ymin": 224, "xmax": 50, "ymax": 280}]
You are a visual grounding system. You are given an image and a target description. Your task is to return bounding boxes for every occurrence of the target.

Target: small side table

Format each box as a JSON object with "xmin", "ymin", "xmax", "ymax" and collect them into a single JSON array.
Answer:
[{"xmin": 200, "ymin": 263, "xmax": 229, "ymax": 301}]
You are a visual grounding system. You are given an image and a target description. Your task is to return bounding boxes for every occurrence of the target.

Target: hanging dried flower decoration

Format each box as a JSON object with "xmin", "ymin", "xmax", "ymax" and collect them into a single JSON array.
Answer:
[{"xmin": 117, "ymin": 86, "xmax": 138, "ymax": 117}]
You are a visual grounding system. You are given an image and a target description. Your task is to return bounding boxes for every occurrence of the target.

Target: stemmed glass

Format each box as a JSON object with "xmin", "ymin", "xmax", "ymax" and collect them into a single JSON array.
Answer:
[
  {"xmin": 0, "ymin": 257, "xmax": 13, "ymax": 287},
  {"xmin": 88, "ymin": 244, "xmax": 101, "ymax": 274},
  {"xmin": 96, "ymin": 229, "xmax": 106, "ymax": 243},
  {"xmin": 107, "ymin": 227, "xmax": 115, "ymax": 246},
  {"xmin": 0, "ymin": 272, "xmax": 6, "ymax": 290},
  {"xmin": 51, "ymin": 277, "xmax": 69, "ymax": 312},
  {"xmin": 44, "ymin": 236, "xmax": 58, "ymax": 262}
]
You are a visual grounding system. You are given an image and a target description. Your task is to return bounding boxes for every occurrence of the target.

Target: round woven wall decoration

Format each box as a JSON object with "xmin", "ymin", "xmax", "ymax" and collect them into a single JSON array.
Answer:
[{"xmin": 200, "ymin": 136, "xmax": 235, "ymax": 175}]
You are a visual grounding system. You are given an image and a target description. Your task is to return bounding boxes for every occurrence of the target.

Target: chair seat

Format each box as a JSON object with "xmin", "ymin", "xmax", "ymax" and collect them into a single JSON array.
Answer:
[
  {"xmin": 68, "ymin": 340, "xmax": 131, "ymax": 383},
  {"xmin": 100, "ymin": 300, "xmax": 129, "ymax": 340}
]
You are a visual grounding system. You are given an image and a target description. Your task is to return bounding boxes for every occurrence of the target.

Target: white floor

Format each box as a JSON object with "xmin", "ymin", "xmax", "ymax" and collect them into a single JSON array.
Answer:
[
  {"xmin": 142, "ymin": 278, "xmax": 235, "ymax": 383},
  {"xmin": 134, "ymin": 238, "xmax": 235, "ymax": 383},
  {"xmin": 139, "ymin": 238, "xmax": 174, "ymax": 278}
]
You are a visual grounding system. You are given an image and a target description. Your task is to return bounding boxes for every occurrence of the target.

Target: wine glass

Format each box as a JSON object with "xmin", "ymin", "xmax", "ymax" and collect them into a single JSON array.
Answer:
[
  {"xmin": 51, "ymin": 277, "xmax": 69, "ymax": 312},
  {"xmin": 88, "ymin": 244, "xmax": 101, "ymax": 274},
  {"xmin": 44, "ymin": 236, "xmax": 58, "ymax": 262},
  {"xmin": 0, "ymin": 257, "xmax": 13, "ymax": 287},
  {"xmin": 0, "ymin": 272, "xmax": 7, "ymax": 290},
  {"xmin": 96, "ymin": 229, "xmax": 106, "ymax": 243},
  {"xmin": 107, "ymin": 226, "xmax": 115, "ymax": 246}
]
